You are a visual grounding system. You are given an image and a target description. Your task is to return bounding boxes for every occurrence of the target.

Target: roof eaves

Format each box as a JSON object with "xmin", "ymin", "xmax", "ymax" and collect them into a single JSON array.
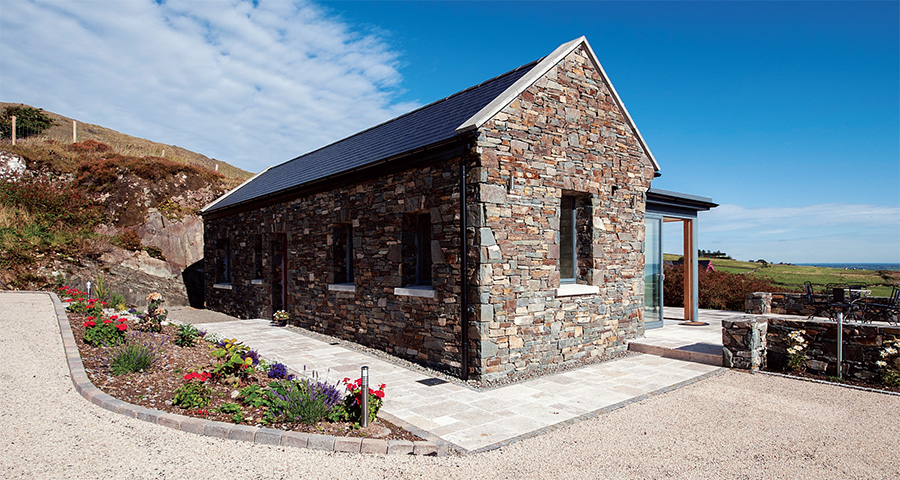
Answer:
[
  {"xmin": 456, "ymin": 36, "xmax": 662, "ymax": 172},
  {"xmin": 200, "ymin": 165, "xmax": 273, "ymax": 215},
  {"xmin": 455, "ymin": 37, "xmax": 583, "ymax": 133}
]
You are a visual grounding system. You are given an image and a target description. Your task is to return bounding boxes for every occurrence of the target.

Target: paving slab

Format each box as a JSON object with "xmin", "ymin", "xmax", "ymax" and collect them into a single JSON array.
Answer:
[{"xmin": 191, "ymin": 317, "xmax": 722, "ymax": 452}]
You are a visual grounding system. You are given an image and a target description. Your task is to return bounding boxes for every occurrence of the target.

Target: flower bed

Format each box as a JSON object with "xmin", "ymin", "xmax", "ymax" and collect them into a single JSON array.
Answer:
[{"xmin": 60, "ymin": 287, "xmax": 421, "ymax": 441}]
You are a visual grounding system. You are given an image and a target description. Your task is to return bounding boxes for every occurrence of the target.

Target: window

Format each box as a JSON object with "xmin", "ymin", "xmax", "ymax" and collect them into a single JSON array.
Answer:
[
  {"xmin": 416, "ymin": 213, "xmax": 432, "ymax": 286},
  {"xmin": 216, "ymin": 238, "xmax": 232, "ymax": 285},
  {"xmin": 333, "ymin": 223, "xmax": 354, "ymax": 284},
  {"xmin": 558, "ymin": 194, "xmax": 592, "ymax": 286},
  {"xmin": 401, "ymin": 212, "xmax": 432, "ymax": 286},
  {"xmin": 252, "ymin": 235, "xmax": 263, "ymax": 280},
  {"xmin": 560, "ymin": 196, "xmax": 577, "ymax": 283}
]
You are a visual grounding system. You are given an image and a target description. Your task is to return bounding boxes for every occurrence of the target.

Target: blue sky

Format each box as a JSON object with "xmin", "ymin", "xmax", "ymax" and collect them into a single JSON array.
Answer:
[{"xmin": 1, "ymin": 0, "xmax": 898, "ymax": 263}]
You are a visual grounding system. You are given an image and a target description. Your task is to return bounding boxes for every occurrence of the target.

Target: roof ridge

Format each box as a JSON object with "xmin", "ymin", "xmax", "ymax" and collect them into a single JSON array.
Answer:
[{"xmin": 268, "ymin": 57, "xmax": 545, "ymax": 171}]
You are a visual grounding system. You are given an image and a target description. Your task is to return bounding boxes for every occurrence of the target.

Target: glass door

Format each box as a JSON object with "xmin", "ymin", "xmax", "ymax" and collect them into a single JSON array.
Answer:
[{"xmin": 644, "ymin": 216, "xmax": 663, "ymax": 329}]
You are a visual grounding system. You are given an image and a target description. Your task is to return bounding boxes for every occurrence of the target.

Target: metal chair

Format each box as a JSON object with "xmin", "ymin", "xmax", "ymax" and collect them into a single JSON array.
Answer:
[
  {"xmin": 864, "ymin": 285, "xmax": 900, "ymax": 325},
  {"xmin": 804, "ymin": 281, "xmax": 830, "ymax": 319},
  {"xmin": 845, "ymin": 283, "xmax": 869, "ymax": 322}
]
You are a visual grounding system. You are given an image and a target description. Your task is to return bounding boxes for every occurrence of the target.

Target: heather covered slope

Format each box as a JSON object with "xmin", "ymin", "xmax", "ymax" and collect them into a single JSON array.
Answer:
[{"xmin": 0, "ymin": 104, "xmax": 254, "ymax": 305}]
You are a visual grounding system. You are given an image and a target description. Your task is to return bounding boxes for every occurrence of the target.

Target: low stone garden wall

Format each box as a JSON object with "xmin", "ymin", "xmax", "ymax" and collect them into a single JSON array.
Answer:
[
  {"xmin": 745, "ymin": 291, "xmax": 890, "ymax": 317},
  {"xmin": 723, "ymin": 316, "xmax": 900, "ymax": 381}
]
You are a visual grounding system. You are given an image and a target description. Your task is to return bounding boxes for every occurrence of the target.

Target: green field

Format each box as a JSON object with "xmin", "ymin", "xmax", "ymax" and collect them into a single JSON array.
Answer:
[{"xmin": 663, "ymin": 255, "xmax": 899, "ymax": 297}]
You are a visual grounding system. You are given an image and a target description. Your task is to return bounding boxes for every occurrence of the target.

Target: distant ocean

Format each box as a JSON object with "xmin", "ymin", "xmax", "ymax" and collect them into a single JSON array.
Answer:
[{"xmin": 795, "ymin": 263, "xmax": 900, "ymax": 271}]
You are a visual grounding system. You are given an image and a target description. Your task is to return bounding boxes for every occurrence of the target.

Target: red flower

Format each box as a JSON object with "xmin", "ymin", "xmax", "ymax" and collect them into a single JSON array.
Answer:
[
  {"xmin": 116, "ymin": 324, "xmax": 127, "ymax": 332},
  {"xmin": 379, "ymin": 384, "xmax": 386, "ymax": 390},
  {"xmin": 101, "ymin": 302, "xmax": 107, "ymax": 305},
  {"xmin": 374, "ymin": 390, "xmax": 385, "ymax": 399},
  {"xmin": 109, "ymin": 315, "xmax": 118, "ymax": 320},
  {"xmin": 118, "ymin": 318, "xmax": 127, "ymax": 323},
  {"xmin": 65, "ymin": 298, "xmax": 74, "ymax": 302},
  {"xmin": 83, "ymin": 321, "xmax": 95, "ymax": 328},
  {"xmin": 103, "ymin": 319, "xmax": 113, "ymax": 324},
  {"xmin": 86, "ymin": 316, "xmax": 95, "ymax": 321}
]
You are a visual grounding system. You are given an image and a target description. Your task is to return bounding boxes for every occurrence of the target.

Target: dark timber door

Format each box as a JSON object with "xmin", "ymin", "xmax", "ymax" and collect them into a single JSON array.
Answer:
[{"xmin": 272, "ymin": 233, "xmax": 287, "ymax": 312}]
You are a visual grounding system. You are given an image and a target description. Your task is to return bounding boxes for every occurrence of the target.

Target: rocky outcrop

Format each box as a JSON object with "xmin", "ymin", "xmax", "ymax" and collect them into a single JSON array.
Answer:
[{"xmin": 134, "ymin": 209, "xmax": 204, "ymax": 270}]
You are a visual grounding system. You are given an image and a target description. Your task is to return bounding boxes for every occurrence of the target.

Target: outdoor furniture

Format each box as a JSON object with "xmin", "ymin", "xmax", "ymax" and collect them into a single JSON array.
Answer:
[
  {"xmin": 825, "ymin": 283, "xmax": 869, "ymax": 322},
  {"xmin": 862, "ymin": 285, "xmax": 900, "ymax": 325},
  {"xmin": 804, "ymin": 281, "xmax": 830, "ymax": 319}
]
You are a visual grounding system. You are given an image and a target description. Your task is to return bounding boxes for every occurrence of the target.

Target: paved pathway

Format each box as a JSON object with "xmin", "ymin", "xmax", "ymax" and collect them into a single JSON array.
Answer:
[{"xmin": 192, "ymin": 318, "xmax": 720, "ymax": 452}]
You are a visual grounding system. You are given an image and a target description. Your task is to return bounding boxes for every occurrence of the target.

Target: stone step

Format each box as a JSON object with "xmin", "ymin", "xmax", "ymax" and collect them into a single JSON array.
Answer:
[{"xmin": 628, "ymin": 341, "xmax": 723, "ymax": 366}]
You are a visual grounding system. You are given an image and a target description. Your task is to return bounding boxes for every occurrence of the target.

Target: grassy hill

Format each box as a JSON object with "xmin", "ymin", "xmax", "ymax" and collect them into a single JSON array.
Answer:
[
  {"xmin": 1, "ymin": 102, "xmax": 253, "ymax": 185},
  {"xmin": 0, "ymin": 103, "xmax": 255, "ymax": 291},
  {"xmin": 664, "ymin": 254, "xmax": 898, "ymax": 296}
]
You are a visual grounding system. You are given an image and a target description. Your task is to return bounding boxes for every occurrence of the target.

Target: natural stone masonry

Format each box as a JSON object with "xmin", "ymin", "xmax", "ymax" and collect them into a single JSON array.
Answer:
[
  {"xmin": 767, "ymin": 317, "xmax": 900, "ymax": 380},
  {"xmin": 45, "ymin": 292, "xmax": 440, "ymax": 456},
  {"xmin": 745, "ymin": 291, "xmax": 893, "ymax": 318},
  {"xmin": 722, "ymin": 316, "xmax": 767, "ymax": 371},
  {"xmin": 469, "ymin": 45, "xmax": 655, "ymax": 379},
  {"xmin": 204, "ymin": 44, "xmax": 655, "ymax": 382},
  {"xmin": 205, "ymin": 158, "xmax": 465, "ymax": 376}
]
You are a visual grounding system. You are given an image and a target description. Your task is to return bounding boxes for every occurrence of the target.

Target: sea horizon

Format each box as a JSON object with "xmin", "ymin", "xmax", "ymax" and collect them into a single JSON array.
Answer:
[{"xmin": 794, "ymin": 263, "xmax": 900, "ymax": 271}]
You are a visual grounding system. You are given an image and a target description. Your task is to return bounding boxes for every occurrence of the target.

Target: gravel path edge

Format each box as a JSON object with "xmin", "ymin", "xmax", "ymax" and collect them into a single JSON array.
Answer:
[{"xmin": 33, "ymin": 291, "xmax": 442, "ymax": 457}]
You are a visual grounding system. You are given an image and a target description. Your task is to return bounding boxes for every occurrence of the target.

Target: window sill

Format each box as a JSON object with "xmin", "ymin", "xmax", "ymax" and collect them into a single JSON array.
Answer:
[
  {"xmin": 556, "ymin": 284, "xmax": 599, "ymax": 297},
  {"xmin": 251, "ymin": 279, "xmax": 263, "ymax": 285},
  {"xmin": 394, "ymin": 286, "xmax": 436, "ymax": 298},
  {"xmin": 213, "ymin": 283, "xmax": 233, "ymax": 290},
  {"xmin": 328, "ymin": 283, "xmax": 356, "ymax": 293}
]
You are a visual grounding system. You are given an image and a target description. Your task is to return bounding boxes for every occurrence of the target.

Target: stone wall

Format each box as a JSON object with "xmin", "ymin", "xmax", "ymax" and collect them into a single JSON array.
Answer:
[
  {"xmin": 722, "ymin": 316, "xmax": 767, "ymax": 370},
  {"xmin": 469, "ymin": 45, "xmax": 655, "ymax": 380},
  {"xmin": 204, "ymin": 157, "xmax": 466, "ymax": 375},
  {"xmin": 745, "ymin": 291, "xmax": 891, "ymax": 318},
  {"xmin": 767, "ymin": 317, "xmax": 900, "ymax": 380}
]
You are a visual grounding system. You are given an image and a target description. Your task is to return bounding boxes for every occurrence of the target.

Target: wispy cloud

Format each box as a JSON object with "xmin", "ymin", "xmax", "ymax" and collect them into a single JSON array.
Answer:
[
  {"xmin": 0, "ymin": 0, "xmax": 417, "ymax": 172},
  {"xmin": 690, "ymin": 203, "xmax": 900, "ymax": 263}
]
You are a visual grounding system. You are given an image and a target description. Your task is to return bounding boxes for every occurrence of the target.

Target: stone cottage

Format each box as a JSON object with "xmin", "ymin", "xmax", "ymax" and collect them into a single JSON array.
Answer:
[{"xmin": 200, "ymin": 36, "xmax": 714, "ymax": 381}]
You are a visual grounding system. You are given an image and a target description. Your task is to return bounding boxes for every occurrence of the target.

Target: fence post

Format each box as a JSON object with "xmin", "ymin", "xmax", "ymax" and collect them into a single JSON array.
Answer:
[
  {"xmin": 73, "ymin": 120, "xmax": 77, "ymax": 143},
  {"xmin": 11, "ymin": 115, "xmax": 15, "ymax": 145}
]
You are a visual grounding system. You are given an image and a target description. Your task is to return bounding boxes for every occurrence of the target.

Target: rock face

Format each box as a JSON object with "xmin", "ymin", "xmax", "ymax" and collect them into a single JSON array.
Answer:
[
  {"xmin": 0, "ymin": 151, "xmax": 26, "ymax": 180},
  {"xmin": 134, "ymin": 209, "xmax": 204, "ymax": 270}
]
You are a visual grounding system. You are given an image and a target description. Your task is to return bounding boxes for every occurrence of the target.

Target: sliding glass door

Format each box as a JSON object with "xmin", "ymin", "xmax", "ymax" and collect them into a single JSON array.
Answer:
[{"xmin": 644, "ymin": 216, "xmax": 663, "ymax": 329}]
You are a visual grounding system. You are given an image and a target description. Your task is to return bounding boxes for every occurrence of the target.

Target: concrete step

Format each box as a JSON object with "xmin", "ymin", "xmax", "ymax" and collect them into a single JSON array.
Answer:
[{"xmin": 628, "ymin": 341, "xmax": 723, "ymax": 366}]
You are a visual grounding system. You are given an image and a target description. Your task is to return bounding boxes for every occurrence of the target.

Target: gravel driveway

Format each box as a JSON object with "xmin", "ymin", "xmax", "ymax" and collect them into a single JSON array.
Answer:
[{"xmin": 3, "ymin": 292, "xmax": 898, "ymax": 479}]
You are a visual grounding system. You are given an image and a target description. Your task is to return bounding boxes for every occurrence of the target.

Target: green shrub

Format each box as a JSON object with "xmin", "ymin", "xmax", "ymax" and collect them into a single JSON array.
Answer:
[
  {"xmin": 238, "ymin": 384, "xmax": 272, "ymax": 408},
  {"xmin": 82, "ymin": 315, "xmax": 126, "ymax": 347},
  {"xmin": 173, "ymin": 379, "xmax": 211, "ymax": 409},
  {"xmin": 174, "ymin": 323, "xmax": 201, "ymax": 347},
  {"xmin": 0, "ymin": 105, "xmax": 55, "ymax": 139},
  {"xmin": 217, "ymin": 402, "xmax": 244, "ymax": 423},
  {"xmin": 107, "ymin": 331, "xmax": 166, "ymax": 375}
]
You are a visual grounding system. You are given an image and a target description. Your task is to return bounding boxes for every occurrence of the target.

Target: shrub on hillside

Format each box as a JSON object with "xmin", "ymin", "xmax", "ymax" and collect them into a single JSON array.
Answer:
[
  {"xmin": 68, "ymin": 139, "xmax": 111, "ymax": 153},
  {"xmin": 113, "ymin": 229, "xmax": 142, "ymax": 251},
  {"xmin": 0, "ymin": 177, "xmax": 100, "ymax": 233},
  {"xmin": 76, "ymin": 154, "xmax": 223, "ymax": 192},
  {"xmin": 663, "ymin": 265, "xmax": 782, "ymax": 311},
  {"xmin": 0, "ymin": 105, "xmax": 55, "ymax": 139}
]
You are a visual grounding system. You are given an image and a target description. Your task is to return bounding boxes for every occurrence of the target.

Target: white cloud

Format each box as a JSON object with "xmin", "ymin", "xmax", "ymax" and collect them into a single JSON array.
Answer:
[
  {"xmin": 682, "ymin": 203, "xmax": 900, "ymax": 263},
  {"xmin": 0, "ymin": 0, "xmax": 418, "ymax": 172}
]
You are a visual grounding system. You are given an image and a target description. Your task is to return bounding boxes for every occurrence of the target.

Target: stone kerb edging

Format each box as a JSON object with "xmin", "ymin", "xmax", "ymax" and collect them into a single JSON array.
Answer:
[{"xmin": 43, "ymin": 292, "xmax": 441, "ymax": 456}]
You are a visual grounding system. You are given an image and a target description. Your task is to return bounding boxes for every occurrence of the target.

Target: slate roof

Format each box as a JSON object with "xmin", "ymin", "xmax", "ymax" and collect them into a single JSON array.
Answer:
[
  {"xmin": 203, "ymin": 36, "xmax": 662, "ymax": 214},
  {"xmin": 203, "ymin": 59, "xmax": 542, "ymax": 213}
]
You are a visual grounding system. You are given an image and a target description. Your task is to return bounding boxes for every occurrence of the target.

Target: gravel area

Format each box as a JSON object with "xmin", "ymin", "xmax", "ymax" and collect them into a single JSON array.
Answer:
[{"xmin": 4, "ymin": 292, "xmax": 900, "ymax": 479}]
